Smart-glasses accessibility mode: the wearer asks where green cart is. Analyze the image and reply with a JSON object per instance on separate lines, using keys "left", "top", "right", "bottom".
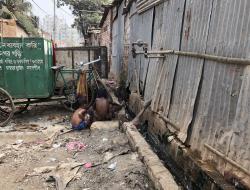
{"left": 0, "top": 37, "right": 100, "bottom": 127}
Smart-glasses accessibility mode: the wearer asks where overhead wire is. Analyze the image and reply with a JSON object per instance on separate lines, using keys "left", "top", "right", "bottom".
{"left": 30, "top": 0, "right": 49, "bottom": 15}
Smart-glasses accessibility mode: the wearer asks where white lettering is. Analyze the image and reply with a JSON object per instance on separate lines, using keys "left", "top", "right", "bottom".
{"left": 12, "top": 49, "right": 22, "bottom": 58}
{"left": 23, "top": 59, "right": 30, "bottom": 64}
{"left": 26, "top": 41, "right": 38, "bottom": 49}
{"left": 27, "top": 65, "right": 40, "bottom": 71}
{"left": 7, "top": 43, "right": 22, "bottom": 49}
{"left": 5, "top": 59, "right": 13, "bottom": 64}
{"left": 31, "top": 59, "right": 43, "bottom": 64}
{"left": 16, "top": 66, "right": 24, "bottom": 71}
{"left": 5, "top": 65, "right": 24, "bottom": 71}
{"left": 6, "top": 66, "right": 16, "bottom": 70}
{"left": 0, "top": 51, "right": 11, "bottom": 57}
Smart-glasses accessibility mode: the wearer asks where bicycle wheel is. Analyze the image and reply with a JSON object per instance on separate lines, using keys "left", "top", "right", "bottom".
{"left": 60, "top": 80, "right": 78, "bottom": 111}
{"left": 0, "top": 88, "right": 15, "bottom": 127}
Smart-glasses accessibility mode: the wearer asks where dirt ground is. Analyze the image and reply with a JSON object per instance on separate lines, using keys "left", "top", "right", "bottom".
{"left": 0, "top": 103, "right": 154, "bottom": 190}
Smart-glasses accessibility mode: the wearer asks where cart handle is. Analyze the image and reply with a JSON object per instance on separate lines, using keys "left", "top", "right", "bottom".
{"left": 79, "top": 56, "right": 101, "bottom": 67}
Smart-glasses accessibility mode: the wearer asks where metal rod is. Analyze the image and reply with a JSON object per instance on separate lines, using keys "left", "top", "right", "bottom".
{"left": 135, "top": 50, "right": 250, "bottom": 65}
{"left": 80, "top": 57, "right": 101, "bottom": 67}
{"left": 53, "top": 0, "right": 56, "bottom": 40}
{"left": 204, "top": 143, "right": 250, "bottom": 176}
{"left": 13, "top": 97, "right": 66, "bottom": 105}
{"left": 155, "top": 111, "right": 180, "bottom": 131}
{"left": 147, "top": 56, "right": 165, "bottom": 58}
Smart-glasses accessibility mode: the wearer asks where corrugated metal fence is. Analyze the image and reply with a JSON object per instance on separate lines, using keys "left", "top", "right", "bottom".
{"left": 111, "top": 0, "right": 250, "bottom": 186}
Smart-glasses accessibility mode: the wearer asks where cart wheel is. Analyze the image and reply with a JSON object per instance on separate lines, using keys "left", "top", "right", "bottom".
{"left": 60, "top": 80, "right": 78, "bottom": 111}
{"left": 0, "top": 88, "right": 15, "bottom": 127}
{"left": 15, "top": 99, "right": 30, "bottom": 114}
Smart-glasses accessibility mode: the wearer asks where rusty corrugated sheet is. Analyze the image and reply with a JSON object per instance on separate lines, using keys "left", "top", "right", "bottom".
{"left": 144, "top": 3, "right": 165, "bottom": 101}
{"left": 188, "top": 0, "right": 250, "bottom": 185}
{"left": 114, "top": 0, "right": 250, "bottom": 186}
{"left": 127, "top": 2, "right": 154, "bottom": 95}
{"left": 111, "top": 3, "right": 125, "bottom": 79}
{"left": 165, "top": 0, "right": 214, "bottom": 142}
{"left": 137, "top": 9, "right": 154, "bottom": 95}
{"left": 136, "top": 0, "right": 165, "bottom": 14}
{"left": 127, "top": 2, "right": 139, "bottom": 91}
{"left": 151, "top": 0, "right": 186, "bottom": 114}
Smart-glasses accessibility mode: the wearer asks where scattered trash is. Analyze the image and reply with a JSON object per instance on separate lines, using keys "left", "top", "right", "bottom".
{"left": 66, "top": 141, "right": 87, "bottom": 152}
{"left": 0, "top": 153, "right": 6, "bottom": 163}
{"left": 33, "top": 162, "right": 82, "bottom": 190}
{"left": 33, "top": 166, "right": 55, "bottom": 174}
{"left": 14, "top": 124, "right": 39, "bottom": 132}
{"left": 102, "top": 138, "right": 108, "bottom": 142}
{"left": 84, "top": 162, "right": 92, "bottom": 169}
{"left": 46, "top": 175, "right": 56, "bottom": 183}
{"left": 52, "top": 143, "right": 61, "bottom": 149}
{"left": 52, "top": 162, "right": 82, "bottom": 190}
{"left": 48, "top": 158, "right": 57, "bottom": 162}
{"left": 107, "top": 162, "right": 117, "bottom": 171}
{"left": 0, "top": 124, "right": 14, "bottom": 132}
{"left": 15, "top": 139, "right": 24, "bottom": 145}
{"left": 103, "top": 152, "right": 114, "bottom": 162}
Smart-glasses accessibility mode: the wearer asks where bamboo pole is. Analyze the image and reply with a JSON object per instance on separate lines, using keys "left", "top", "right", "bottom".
{"left": 204, "top": 143, "right": 250, "bottom": 176}
{"left": 155, "top": 111, "right": 180, "bottom": 131}
{"left": 135, "top": 50, "right": 250, "bottom": 65}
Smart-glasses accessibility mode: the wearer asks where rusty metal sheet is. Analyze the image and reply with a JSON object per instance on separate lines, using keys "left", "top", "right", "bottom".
{"left": 127, "top": 2, "right": 154, "bottom": 95}
{"left": 127, "top": 2, "right": 139, "bottom": 91}
{"left": 162, "top": 0, "right": 214, "bottom": 142}
{"left": 111, "top": 17, "right": 119, "bottom": 77}
{"left": 138, "top": 9, "right": 154, "bottom": 95}
{"left": 188, "top": 0, "right": 250, "bottom": 186}
{"left": 122, "top": 0, "right": 250, "bottom": 185}
{"left": 144, "top": 3, "right": 165, "bottom": 101}
{"left": 111, "top": 3, "right": 125, "bottom": 79}
{"left": 151, "top": 0, "right": 186, "bottom": 113}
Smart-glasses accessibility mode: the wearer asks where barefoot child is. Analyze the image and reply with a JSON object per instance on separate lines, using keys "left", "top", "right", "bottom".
{"left": 71, "top": 108, "right": 91, "bottom": 130}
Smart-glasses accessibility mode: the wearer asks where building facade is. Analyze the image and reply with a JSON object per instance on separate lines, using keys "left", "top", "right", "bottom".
{"left": 0, "top": 19, "right": 28, "bottom": 37}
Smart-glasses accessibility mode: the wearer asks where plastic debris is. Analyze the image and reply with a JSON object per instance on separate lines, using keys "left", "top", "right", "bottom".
{"left": 66, "top": 141, "right": 87, "bottom": 152}
{"left": 84, "top": 162, "right": 92, "bottom": 169}
{"left": 102, "top": 138, "right": 108, "bottom": 142}
{"left": 103, "top": 152, "right": 113, "bottom": 162}
{"left": 48, "top": 158, "right": 57, "bottom": 162}
{"left": 107, "top": 162, "right": 117, "bottom": 171}
{"left": 0, "top": 153, "right": 6, "bottom": 163}
{"left": 15, "top": 139, "right": 24, "bottom": 145}
{"left": 52, "top": 143, "right": 61, "bottom": 148}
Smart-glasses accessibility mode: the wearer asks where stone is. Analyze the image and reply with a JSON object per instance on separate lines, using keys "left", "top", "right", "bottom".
{"left": 90, "top": 121, "right": 119, "bottom": 130}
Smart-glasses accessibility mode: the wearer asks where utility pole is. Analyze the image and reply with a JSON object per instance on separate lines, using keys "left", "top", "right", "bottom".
{"left": 0, "top": 1, "right": 3, "bottom": 38}
{"left": 53, "top": 0, "right": 56, "bottom": 41}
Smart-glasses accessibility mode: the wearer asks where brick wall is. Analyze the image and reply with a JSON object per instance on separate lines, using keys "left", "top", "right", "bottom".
{"left": 0, "top": 19, "right": 16, "bottom": 37}
{"left": 16, "top": 24, "right": 29, "bottom": 37}
{"left": 0, "top": 19, "right": 28, "bottom": 37}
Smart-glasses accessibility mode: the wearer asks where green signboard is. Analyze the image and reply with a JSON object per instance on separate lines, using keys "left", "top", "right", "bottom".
{"left": 0, "top": 38, "right": 54, "bottom": 99}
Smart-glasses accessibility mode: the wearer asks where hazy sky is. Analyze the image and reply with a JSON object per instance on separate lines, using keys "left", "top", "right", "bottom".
{"left": 27, "top": 0, "right": 75, "bottom": 26}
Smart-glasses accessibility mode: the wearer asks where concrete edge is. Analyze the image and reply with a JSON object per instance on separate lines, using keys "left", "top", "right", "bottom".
{"left": 122, "top": 122, "right": 181, "bottom": 190}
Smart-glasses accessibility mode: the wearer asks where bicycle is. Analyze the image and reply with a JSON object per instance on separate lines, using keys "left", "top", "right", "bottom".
{"left": 53, "top": 57, "right": 102, "bottom": 111}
